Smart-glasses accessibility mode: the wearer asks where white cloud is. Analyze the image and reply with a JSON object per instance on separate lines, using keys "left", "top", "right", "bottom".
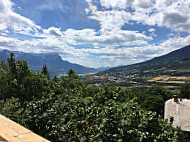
{"left": 90, "top": 10, "right": 131, "bottom": 33}
{"left": 160, "top": 35, "right": 190, "bottom": 53}
{"left": 100, "top": 0, "right": 128, "bottom": 9}
{"left": 86, "top": 0, "right": 190, "bottom": 33}
{"left": 64, "top": 28, "right": 152, "bottom": 47}
{"left": 0, "top": 0, "right": 190, "bottom": 68}
{"left": 43, "top": 27, "right": 63, "bottom": 36}
{"left": 133, "top": 0, "right": 153, "bottom": 9}
{"left": 148, "top": 28, "right": 155, "bottom": 32}
{"left": 0, "top": 24, "right": 7, "bottom": 33}
{"left": 148, "top": 28, "right": 157, "bottom": 37}
{"left": 69, "top": 35, "right": 190, "bottom": 66}
{"left": 0, "top": 0, "right": 41, "bottom": 34}
{"left": 1, "top": 32, "right": 190, "bottom": 67}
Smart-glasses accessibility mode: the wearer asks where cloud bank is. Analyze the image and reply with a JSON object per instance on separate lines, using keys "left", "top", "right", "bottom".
{"left": 0, "top": 0, "right": 190, "bottom": 68}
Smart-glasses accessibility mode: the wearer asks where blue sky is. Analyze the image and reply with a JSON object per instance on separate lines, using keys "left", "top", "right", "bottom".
{"left": 0, "top": 0, "right": 190, "bottom": 68}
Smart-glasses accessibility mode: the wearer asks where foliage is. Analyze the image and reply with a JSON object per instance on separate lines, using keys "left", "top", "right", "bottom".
{"left": 42, "top": 64, "right": 50, "bottom": 79}
{"left": 0, "top": 53, "right": 50, "bottom": 101}
{"left": 146, "top": 85, "right": 171, "bottom": 102}
{"left": 0, "top": 53, "right": 184, "bottom": 142}
{"left": 125, "top": 87, "right": 146, "bottom": 104}
{"left": 141, "top": 95, "right": 164, "bottom": 115}
{"left": 141, "top": 85, "right": 173, "bottom": 116}
{"left": 178, "top": 83, "right": 190, "bottom": 98}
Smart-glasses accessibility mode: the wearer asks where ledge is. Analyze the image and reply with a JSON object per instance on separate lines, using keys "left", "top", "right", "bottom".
{"left": 0, "top": 114, "right": 50, "bottom": 142}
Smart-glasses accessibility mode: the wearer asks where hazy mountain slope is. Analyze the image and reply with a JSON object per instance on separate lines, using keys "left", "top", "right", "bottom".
{"left": 97, "top": 45, "right": 190, "bottom": 77}
{"left": 0, "top": 50, "right": 97, "bottom": 76}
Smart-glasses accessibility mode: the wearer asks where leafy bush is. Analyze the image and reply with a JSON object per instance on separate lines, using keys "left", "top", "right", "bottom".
{"left": 0, "top": 53, "right": 183, "bottom": 141}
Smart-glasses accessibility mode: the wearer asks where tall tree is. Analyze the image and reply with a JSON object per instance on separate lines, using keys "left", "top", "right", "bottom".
{"left": 7, "top": 52, "right": 17, "bottom": 75}
{"left": 53, "top": 75, "right": 58, "bottom": 82}
{"left": 42, "top": 64, "right": 49, "bottom": 78}
{"left": 0, "top": 58, "right": 8, "bottom": 71}
{"left": 68, "top": 69, "right": 75, "bottom": 77}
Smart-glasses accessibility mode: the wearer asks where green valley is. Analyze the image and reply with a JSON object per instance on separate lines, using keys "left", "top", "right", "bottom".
{"left": 88, "top": 45, "right": 190, "bottom": 90}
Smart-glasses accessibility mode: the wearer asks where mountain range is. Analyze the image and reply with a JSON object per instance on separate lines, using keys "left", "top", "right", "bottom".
{"left": 94, "top": 45, "right": 190, "bottom": 88}
{"left": 0, "top": 49, "right": 97, "bottom": 76}
{"left": 98, "top": 45, "right": 190, "bottom": 75}
{"left": 1, "top": 44, "right": 190, "bottom": 81}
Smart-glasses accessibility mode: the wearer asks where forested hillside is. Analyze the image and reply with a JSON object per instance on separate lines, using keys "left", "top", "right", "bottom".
{"left": 0, "top": 53, "right": 186, "bottom": 141}
{"left": 99, "top": 45, "right": 190, "bottom": 76}
{"left": 92, "top": 45, "right": 190, "bottom": 89}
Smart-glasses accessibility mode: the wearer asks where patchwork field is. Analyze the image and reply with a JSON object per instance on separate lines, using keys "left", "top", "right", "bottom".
{"left": 148, "top": 76, "right": 190, "bottom": 84}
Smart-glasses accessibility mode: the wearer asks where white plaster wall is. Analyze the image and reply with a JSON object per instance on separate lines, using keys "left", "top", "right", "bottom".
{"left": 164, "top": 98, "right": 190, "bottom": 132}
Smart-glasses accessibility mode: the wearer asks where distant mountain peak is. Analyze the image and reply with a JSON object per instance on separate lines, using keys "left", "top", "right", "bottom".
{"left": 0, "top": 49, "right": 97, "bottom": 76}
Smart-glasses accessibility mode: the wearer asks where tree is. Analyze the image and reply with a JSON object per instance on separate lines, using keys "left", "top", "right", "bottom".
{"left": 146, "top": 85, "right": 171, "bottom": 102}
{"left": 0, "top": 58, "right": 8, "bottom": 71}
{"left": 0, "top": 53, "right": 49, "bottom": 100}
{"left": 7, "top": 52, "right": 17, "bottom": 75}
{"left": 42, "top": 64, "right": 49, "bottom": 78}
{"left": 142, "top": 85, "right": 172, "bottom": 116}
{"left": 125, "top": 87, "right": 146, "bottom": 104}
{"left": 141, "top": 95, "right": 164, "bottom": 115}
{"left": 16, "top": 60, "right": 30, "bottom": 81}
{"left": 179, "top": 83, "right": 190, "bottom": 98}
{"left": 53, "top": 75, "right": 58, "bottom": 82}
{"left": 68, "top": 69, "right": 75, "bottom": 77}
{"left": 0, "top": 58, "right": 184, "bottom": 142}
